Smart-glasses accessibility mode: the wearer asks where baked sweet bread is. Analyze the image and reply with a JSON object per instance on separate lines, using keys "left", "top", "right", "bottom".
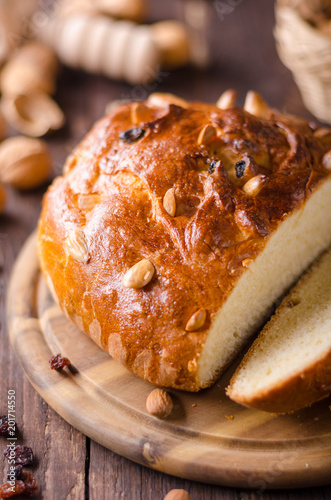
{"left": 38, "top": 91, "right": 331, "bottom": 391}
{"left": 227, "top": 246, "right": 331, "bottom": 413}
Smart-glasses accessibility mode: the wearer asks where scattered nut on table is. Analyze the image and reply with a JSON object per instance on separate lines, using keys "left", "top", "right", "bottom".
{"left": 146, "top": 388, "right": 173, "bottom": 418}
{"left": 163, "top": 489, "right": 191, "bottom": 500}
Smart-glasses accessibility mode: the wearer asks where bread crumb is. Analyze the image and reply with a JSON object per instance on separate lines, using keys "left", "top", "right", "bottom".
{"left": 314, "top": 417, "right": 319, "bottom": 421}
{"left": 192, "top": 403, "right": 197, "bottom": 408}
{"left": 225, "top": 415, "right": 234, "bottom": 420}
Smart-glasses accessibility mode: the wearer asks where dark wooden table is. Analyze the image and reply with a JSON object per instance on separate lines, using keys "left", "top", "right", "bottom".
{"left": 1, "top": 1, "right": 331, "bottom": 498}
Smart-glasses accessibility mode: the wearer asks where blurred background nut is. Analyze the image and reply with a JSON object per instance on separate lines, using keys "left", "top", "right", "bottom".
{"left": 53, "top": 0, "right": 99, "bottom": 20}
{"left": 151, "top": 21, "right": 190, "bottom": 69}
{"left": 0, "top": 182, "right": 7, "bottom": 213}
{"left": 0, "top": 0, "right": 39, "bottom": 64}
{"left": 0, "top": 42, "right": 58, "bottom": 96}
{"left": 95, "top": 0, "right": 146, "bottom": 22}
{"left": 0, "top": 136, "right": 52, "bottom": 190}
{"left": 1, "top": 93, "right": 65, "bottom": 138}
{"left": 163, "top": 489, "right": 191, "bottom": 500}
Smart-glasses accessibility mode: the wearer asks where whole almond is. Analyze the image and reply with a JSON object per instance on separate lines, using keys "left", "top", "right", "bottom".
{"left": 216, "top": 89, "right": 237, "bottom": 110}
{"left": 123, "top": 259, "right": 155, "bottom": 289}
{"left": 146, "top": 388, "right": 173, "bottom": 418}
{"left": 163, "top": 489, "right": 191, "bottom": 500}
{"left": 163, "top": 188, "right": 176, "bottom": 217}
{"left": 131, "top": 102, "right": 153, "bottom": 125}
{"left": 0, "top": 136, "right": 52, "bottom": 190}
{"left": 242, "top": 174, "right": 267, "bottom": 197}
{"left": 244, "top": 91, "right": 270, "bottom": 118}
{"left": 147, "top": 93, "right": 189, "bottom": 109}
{"left": 77, "top": 194, "right": 101, "bottom": 211}
{"left": 65, "top": 229, "right": 89, "bottom": 264}
{"left": 197, "top": 124, "right": 217, "bottom": 146}
{"left": 185, "top": 308, "right": 206, "bottom": 332}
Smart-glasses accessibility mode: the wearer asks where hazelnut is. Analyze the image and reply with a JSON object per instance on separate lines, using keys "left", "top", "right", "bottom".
{"left": 146, "top": 388, "right": 173, "bottom": 418}
{"left": 0, "top": 136, "right": 52, "bottom": 190}
{"left": 163, "top": 489, "right": 191, "bottom": 500}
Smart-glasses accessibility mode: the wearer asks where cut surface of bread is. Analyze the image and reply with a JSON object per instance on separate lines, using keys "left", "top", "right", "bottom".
{"left": 227, "top": 247, "right": 331, "bottom": 413}
{"left": 38, "top": 91, "right": 331, "bottom": 391}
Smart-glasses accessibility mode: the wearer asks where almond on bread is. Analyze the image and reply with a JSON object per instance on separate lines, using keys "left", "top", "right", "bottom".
{"left": 38, "top": 91, "right": 331, "bottom": 391}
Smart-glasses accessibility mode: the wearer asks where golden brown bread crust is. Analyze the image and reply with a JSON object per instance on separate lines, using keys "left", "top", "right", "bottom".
{"left": 38, "top": 94, "right": 331, "bottom": 391}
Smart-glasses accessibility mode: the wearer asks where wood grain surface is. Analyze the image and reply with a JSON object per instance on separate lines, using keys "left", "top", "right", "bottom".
{"left": 7, "top": 232, "right": 331, "bottom": 491}
{"left": 1, "top": 1, "right": 331, "bottom": 499}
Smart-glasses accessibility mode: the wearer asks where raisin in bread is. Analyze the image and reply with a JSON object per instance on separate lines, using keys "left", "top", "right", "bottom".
{"left": 38, "top": 91, "right": 331, "bottom": 391}
{"left": 227, "top": 246, "right": 331, "bottom": 413}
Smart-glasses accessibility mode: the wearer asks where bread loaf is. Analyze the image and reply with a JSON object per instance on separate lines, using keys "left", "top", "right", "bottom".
{"left": 227, "top": 247, "right": 331, "bottom": 413}
{"left": 38, "top": 91, "right": 331, "bottom": 391}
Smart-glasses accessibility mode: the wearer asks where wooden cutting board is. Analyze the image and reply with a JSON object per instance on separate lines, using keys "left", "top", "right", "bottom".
{"left": 7, "top": 233, "right": 331, "bottom": 489}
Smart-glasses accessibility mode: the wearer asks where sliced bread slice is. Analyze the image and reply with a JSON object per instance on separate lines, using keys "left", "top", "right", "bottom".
{"left": 227, "top": 247, "right": 331, "bottom": 413}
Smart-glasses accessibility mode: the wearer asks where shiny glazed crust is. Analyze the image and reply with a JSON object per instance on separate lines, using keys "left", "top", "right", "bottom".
{"left": 38, "top": 92, "right": 331, "bottom": 391}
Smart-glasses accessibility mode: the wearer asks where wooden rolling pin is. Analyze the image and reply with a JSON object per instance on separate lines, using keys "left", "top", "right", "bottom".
{"left": 39, "top": 13, "right": 190, "bottom": 84}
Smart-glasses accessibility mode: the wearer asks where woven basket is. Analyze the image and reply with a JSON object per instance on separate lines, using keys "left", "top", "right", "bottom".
{"left": 275, "top": 4, "right": 331, "bottom": 124}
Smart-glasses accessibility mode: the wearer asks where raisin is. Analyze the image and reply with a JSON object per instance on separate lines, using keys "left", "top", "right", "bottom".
{"left": 0, "top": 480, "right": 26, "bottom": 498}
{"left": 0, "top": 416, "right": 10, "bottom": 437}
{"left": 208, "top": 160, "right": 217, "bottom": 175}
{"left": 22, "top": 472, "right": 38, "bottom": 497}
{"left": 235, "top": 159, "right": 246, "bottom": 178}
{"left": 119, "top": 128, "right": 145, "bottom": 144}
{"left": 49, "top": 354, "right": 71, "bottom": 371}
{"left": 4, "top": 445, "right": 34, "bottom": 466}
{"left": 6, "top": 465, "right": 24, "bottom": 482}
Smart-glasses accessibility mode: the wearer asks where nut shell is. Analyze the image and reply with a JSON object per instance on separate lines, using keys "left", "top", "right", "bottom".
{"left": 0, "top": 42, "right": 58, "bottom": 96}
{"left": 1, "top": 93, "right": 65, "bottom": 137}
{"left": 151, "top": 20, "right": 190, "bottom": 68}
{"left": 0, "top": 136, "right": 52, "bottom": 190}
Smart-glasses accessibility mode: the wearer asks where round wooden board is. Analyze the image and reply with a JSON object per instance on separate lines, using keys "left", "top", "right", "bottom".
{"left": 7, "top": 233, "right": 331, "bottom": 489}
